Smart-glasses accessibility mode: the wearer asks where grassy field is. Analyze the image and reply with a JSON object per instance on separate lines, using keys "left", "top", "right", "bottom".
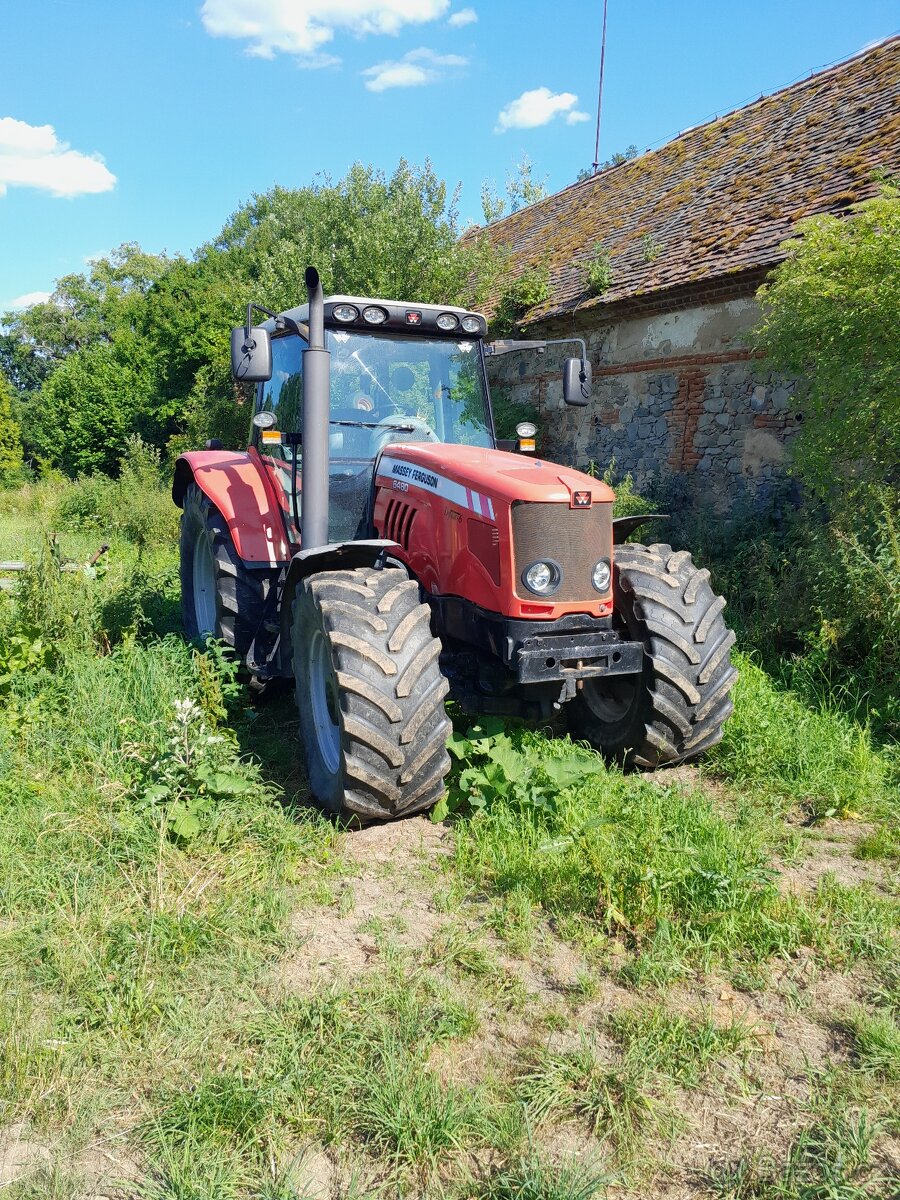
{"left": 0, "top": 481, "right": 897, "bottom": 1199}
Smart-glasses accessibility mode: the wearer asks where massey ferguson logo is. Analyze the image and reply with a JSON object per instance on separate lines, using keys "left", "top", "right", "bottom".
{"left": 405, "top": 311, "right": 422, "bottom": 325}
{"left": 572, "top": 491, "right": 592, "bottom": 508}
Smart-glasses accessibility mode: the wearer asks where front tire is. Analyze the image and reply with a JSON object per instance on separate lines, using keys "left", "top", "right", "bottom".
{"left": 292, "top": 566, "right": 451, "bottom": 821}
{"left": 569, "top": 542, "right": 737, "bottom": 767}
{"left": 179, "top": 483, "right": 275, "bottom": 658}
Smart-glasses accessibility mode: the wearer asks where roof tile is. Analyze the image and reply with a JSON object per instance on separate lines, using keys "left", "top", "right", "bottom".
{"left": 474, "top": 37, "right": 900, "bottom": 323}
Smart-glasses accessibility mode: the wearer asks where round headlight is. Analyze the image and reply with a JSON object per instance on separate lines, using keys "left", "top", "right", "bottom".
{"left": 522, "top": 560, "right": 561, "bottom": 596}
{"left": 362, "top": 305, "right": 388, "bottom": 325}
{"left": 592, "top": 558, "right": 611, "bottom": 592}
{"left": 332, "top": 303, "right": 358, "bottom": 323}
{"left": 516, "top": 421, "right": 537, "bottom": 438}
{"left": 252, "top": 410, "right": 277, "bottom": 429}
{"left": 461, "top": 314, "right": 482, "bottom": 334}
{"left": 436, "top": 312, "right": 459, "bottom": 331}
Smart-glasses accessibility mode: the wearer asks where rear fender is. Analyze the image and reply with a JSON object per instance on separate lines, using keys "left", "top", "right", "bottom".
{"left": 278, "top": 540, "right": 400, "bottom": 672}
{"left": 172, "top": 450, "right": 291, "bottom": 567}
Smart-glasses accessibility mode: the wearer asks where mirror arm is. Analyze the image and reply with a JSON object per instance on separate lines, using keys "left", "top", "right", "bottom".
{"left": 243, "top": 305, "right": 309, "bottom": 344}
{"left": 485, "top": 335, "right": 587, "bottom": 362}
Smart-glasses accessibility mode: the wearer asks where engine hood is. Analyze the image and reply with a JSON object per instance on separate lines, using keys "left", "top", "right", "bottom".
{"left": 375, "top": 442, "right": 615, "bottom": 507}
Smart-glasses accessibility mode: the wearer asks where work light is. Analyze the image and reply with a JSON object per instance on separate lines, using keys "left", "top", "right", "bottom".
{"left": 436, "top": 312, "right": 459, "bottom": 331}
{"left": 333, "top": 303, "right": 358, "bottom": 322}
{"left": 362, "top": 306, "right": 388, "bottom": 325}
{"left": 592, "top": 559, "right": 612, "bottom": 592}
{"left": 461, "top": 314, "right": 481, "bottom": 333}
{"left": 522, "top": 560, "right": 561, "bottom": 596}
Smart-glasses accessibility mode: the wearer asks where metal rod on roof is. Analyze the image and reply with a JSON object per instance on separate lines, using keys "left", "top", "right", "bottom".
{"left": 591, "top": 0, "right": 609, "bottom": 173}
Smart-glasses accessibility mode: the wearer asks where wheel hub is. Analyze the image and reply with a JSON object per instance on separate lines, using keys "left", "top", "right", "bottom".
{"left": 192, "top": 534, "right": 218, "bottom": 637}
{"left": 309, "top": 630, "right": 341, "bottom": 774}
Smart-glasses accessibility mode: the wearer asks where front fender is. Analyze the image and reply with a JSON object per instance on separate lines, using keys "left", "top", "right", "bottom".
{"left": 172, "top": 450, "right": 292, "bottom": 567}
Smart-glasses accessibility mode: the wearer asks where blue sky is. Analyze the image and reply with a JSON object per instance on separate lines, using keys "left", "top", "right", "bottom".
{"left": 1, "top": 0, "right": 897, "bottom": 310}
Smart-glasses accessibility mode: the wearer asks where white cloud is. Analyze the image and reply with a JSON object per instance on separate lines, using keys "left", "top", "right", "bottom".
{"left": 495, "top": 87, "right": 589, "bottom": 133}
{"left": 363, "top": 47, "right": 466, "bottom": 91}
{"left": 201, "top": 0, "right": 450, "bottom": 62}
{"left": 448, "top": 7, "right": 477, "bottom": 26}
{"left": 0, "top": 117, "right": 116, "bottom": 199}
{"left": 6, "top": 290, "right": 51, "bottom": 310}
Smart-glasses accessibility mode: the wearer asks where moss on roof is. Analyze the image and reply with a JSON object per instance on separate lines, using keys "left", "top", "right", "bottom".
{"left": 473, "top": 37, "right": 900, "bottom": 323}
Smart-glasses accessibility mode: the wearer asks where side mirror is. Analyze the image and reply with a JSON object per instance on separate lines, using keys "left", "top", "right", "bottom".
{"left": 563, "top": 357, "right": 592, "bottom": 407}
{"left": 231, "top": 325, "right": 272, "bottom": 383}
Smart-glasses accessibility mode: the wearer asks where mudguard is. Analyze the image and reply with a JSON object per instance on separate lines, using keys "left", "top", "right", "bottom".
{"left": 172, "top": 450, "right": 292, "bottom": 567}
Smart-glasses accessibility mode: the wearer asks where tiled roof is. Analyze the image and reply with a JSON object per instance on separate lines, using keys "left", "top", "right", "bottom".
{"left": 475, "top": 36, "right": 900, "bottom": 324}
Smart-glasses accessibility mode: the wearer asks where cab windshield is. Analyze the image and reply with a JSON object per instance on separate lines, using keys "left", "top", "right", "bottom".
{"left": 325, "top": 328, "right": 493, "bottom": 458}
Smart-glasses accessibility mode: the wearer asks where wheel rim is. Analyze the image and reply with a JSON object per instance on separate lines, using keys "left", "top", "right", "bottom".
{"left": 309, "top": 630, "right": 341, "bottom": 774}
{"left": 192, "top": 534, "right": 218, "bottom": 637}
{"left": 582, "top": 674, "right": 641, "bottom": 724}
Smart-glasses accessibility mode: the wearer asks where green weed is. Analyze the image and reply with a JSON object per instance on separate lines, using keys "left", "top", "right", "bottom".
{"left": 517, "top": 1037, "right": 676, "bottom": 1164}
{"left": 709, "top": 655, "right": 891, "bottom": 820}
{"left": 843, "top": 1006, "right": 900, "bottom": 1081}
{"left": 462, "top": 1153, "right": 613, "bottom": 1199}
{"left": 608, "top": 1005, "right": 753, "bottom": 1087}
{"left": 708, "top": 1109, "right": 884, "bottom": 1199}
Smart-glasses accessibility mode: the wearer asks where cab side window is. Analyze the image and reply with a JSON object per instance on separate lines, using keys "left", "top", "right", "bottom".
{"left": 257, "top": 334, "right": 304, "bottom": 458}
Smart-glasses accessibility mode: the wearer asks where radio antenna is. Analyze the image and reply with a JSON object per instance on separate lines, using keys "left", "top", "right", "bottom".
{"left": 591, "top": 0, "right": 609, "bottom": 174}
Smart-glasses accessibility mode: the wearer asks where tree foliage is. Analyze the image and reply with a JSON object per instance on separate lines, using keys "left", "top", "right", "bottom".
{"left": 0, "top": 373, "right": 23, "bottom": 481}
{"left": 2, "top": 160, "right": 500, "bottom": 471}
{"left": 754, "top": 184, "right": 900, "bottom": 505}
{"left": 481, "top": 154, "right": 548, "bottom": 224}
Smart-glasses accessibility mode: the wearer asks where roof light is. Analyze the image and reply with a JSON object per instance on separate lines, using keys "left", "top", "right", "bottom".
{"left": 362, "top": 305, "right": 388, "bottom": 325}
{"left": 461, "top": 314, "right": 482, "bottom": 334}
{"left": 332, "top": 303, "right": 358, "bottom": 323}
{"left": 436, "top": 312, "right": 459, "bottom": 331}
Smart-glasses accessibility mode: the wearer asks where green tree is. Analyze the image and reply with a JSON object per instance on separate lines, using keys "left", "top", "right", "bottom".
{"left": 481, "top": 154, "right": 549, "bottom": 224}
{"left": 28, "top": 335, "right": 156, "bottom": 476}
{"left": 0, "top": 373, "right": 23, "bottom": 481}
{"left": 754, "top": 184, "right": 900, "bottom": 505}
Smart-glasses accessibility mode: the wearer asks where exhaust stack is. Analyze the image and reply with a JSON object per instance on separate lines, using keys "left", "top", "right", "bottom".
{"left": 301, "top": 266, "right": 330, "bottom": 550}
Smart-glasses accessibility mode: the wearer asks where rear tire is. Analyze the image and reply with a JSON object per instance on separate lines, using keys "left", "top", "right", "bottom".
{"left": 179, "top": 482, "right": 276, "bottom": 658}
{"left": 568, "top": 542, "right": 737, "bottom": 767}
{"left": 292, "top": 566, "right": 451, "bottom": 821}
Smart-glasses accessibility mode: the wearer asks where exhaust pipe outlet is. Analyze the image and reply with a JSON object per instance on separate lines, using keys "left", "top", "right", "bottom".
{"left": 301, "top": 267, "right": 330, "bottom": 550}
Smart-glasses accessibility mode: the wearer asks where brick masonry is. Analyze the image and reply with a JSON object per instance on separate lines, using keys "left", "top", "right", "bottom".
{"left": 486, "top": 293, "right": 801, "bottom": 512}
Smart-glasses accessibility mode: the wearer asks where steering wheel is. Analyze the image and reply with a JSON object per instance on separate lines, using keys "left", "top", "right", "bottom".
{"left": 372, "top": 414, "right": 439, "bottom": 453}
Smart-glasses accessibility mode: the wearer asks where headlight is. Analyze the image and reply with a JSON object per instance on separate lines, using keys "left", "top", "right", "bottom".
{"left": 436, "top": 312, "right": 459, "bottom": 331}
{"left": 522, "top": 560, "right": 561, "bottom": 596}
{"left": 515, "top": 422, "right": 537, "bottom": 438}
{"left": 461, "top": 314, "right": 482, "bottom": 333}
{"left": 362, "top": 305, "right": 388, "bottom": 325}
{"left": 592, "top": 558, "right": 611, "bottom": 592}
{"left": 332, "top": 303, "right": 358, "bottom": 323}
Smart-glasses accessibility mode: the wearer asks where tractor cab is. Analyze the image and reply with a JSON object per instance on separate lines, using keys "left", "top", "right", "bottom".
{"left": 251, "top": 297, "right": 494, "bottom": 544}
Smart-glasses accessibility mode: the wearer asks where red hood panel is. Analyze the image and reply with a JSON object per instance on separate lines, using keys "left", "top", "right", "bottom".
{"left": 378, "top": 443, "right": 615, "bottom": 505}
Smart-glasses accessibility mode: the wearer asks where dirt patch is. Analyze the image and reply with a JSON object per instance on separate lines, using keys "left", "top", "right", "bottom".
{"left": 0, "top": 1121, "right": 51, "bottom": 1188}
{"left": 276, "top": 816, "right": 449, "bottom": 990}
{"left": 777, "top": 819, "right": 892, "bottom": 895}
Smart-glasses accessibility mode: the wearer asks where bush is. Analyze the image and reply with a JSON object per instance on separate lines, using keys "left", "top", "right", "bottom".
{"left": 753, "top": 183, "right": 900, "bottom": 505}
{"left": 585, "top": 243, "right": 613, "bottom": 296}
{"left": 493, "top": 264, "right": 550, "bottom": 336}
{"left": 54, "top": 436, "right": 179, "bottom": 551}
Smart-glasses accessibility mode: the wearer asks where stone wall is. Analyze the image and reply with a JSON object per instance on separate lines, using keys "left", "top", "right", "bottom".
{"left": 486, "top": 293, "right": 802, "bottom": 511}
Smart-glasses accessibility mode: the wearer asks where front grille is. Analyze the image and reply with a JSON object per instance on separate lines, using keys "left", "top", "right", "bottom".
{"left": 511, "top": 501, "right": 613, "bottom": 602}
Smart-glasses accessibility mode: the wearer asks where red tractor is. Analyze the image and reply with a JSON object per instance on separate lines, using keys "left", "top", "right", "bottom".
{"left": 173, "top": 269, "right": 736, "bottom": 821}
